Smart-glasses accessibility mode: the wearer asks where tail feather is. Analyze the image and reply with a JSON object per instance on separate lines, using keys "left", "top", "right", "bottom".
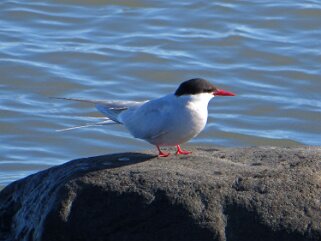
{"left": 56, "top": 119, "right": 116, "bottom": 132}
{"left": 52, "top": 96, "right": 146, "bottom": 124}
{"left": 50, "top": 97, "right": 105, "bottom": 104}
{"left": 96, "top": 104, "right": 125, "bottom": 123}
{"left": 51, "top": 96, "right": 126, "bottom": 123}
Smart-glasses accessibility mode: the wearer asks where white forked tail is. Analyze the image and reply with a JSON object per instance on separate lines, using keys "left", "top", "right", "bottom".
{"left": 52, "top": 96, "right": 146, "bottom": 126}
{"left": 95, "top": 104, "right": 125, "bottom": 123}
{"left": 56, "top": 119, "right": 116, "bottom": 132}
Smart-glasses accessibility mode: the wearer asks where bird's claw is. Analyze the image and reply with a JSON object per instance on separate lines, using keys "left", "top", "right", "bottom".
{"left": 175, "top": 145, "right": 192, "bottom": 155}
{"left": 176, "top": 150, "right": 192, "bottom": 155}
{"left": 158, "top": 152, "right": 170, "bottom": 157}
{"left": 156, "top": 146, "right": 170, "bottom": 157}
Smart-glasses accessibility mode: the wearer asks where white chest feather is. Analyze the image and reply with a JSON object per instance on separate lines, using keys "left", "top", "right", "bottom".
{"left": 168, "top": 94, "right": 212, "bottom": 144}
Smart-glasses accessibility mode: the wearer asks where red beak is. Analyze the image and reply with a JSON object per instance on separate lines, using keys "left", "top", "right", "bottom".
{"left": 213, "top": 89, "right": 235, "bottom": 96}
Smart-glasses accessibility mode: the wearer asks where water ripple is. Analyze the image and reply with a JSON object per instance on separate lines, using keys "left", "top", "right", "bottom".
{"left": 1, "top": 0, "right": 321, "bottom": 186}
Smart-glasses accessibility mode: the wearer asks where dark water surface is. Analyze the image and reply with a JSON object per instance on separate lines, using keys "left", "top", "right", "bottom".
{"left": 1, "top": 0, "right": 321, "bottom": 187}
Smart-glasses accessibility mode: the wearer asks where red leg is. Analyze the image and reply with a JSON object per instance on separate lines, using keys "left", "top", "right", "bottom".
{"left": 176, "top": 145, "right": 192, "bottom": 155}
{"left": 156, "top": 145, "right": 170, "bottom": 157}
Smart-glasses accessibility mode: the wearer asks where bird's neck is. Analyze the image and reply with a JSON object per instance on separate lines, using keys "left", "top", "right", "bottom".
{"left": 179, "top": 93, "right": 213, "bottom": 108}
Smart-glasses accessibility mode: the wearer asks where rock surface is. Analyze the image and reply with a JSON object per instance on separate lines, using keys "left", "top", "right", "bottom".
{"left": 0, "top": 146, "right": 320, "bottom": 241}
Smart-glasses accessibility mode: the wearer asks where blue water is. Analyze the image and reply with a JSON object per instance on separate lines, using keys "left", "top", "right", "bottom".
{"left": 1, "top": 0, "right": 321, "bottom": 187}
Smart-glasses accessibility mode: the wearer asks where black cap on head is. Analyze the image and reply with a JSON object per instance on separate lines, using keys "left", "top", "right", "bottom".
{"left": 175, "top": 78, "right": 218, "bottom": 96}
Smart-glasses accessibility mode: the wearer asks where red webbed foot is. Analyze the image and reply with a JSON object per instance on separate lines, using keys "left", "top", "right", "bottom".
{"left": 157, "top": 145, "right": 170, "bottom": 157}
{"left": 176, "top": 145, "right": 192, "bottom": 155}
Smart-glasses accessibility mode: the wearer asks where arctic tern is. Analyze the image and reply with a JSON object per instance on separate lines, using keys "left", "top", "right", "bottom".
{"left": 55, "top": 78, "right": 235, "bottom": 157}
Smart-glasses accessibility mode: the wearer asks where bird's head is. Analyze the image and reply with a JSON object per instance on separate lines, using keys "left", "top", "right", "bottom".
{"left": 175, "top": 78, "right": 235, "bottom": 98}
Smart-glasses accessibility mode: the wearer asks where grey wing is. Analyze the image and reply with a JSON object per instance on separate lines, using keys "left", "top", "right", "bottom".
{"left": 119, "top": 97, "right": 171, "bottom": 142}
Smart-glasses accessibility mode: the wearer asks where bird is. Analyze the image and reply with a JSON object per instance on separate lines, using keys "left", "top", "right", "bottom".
{"left": 54, "top": 78, "right": 235, "bottom": 157}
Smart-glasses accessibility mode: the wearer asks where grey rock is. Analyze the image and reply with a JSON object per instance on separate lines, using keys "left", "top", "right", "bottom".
{"left": 0, "top": 146, "right": 320, "bottom": 241}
